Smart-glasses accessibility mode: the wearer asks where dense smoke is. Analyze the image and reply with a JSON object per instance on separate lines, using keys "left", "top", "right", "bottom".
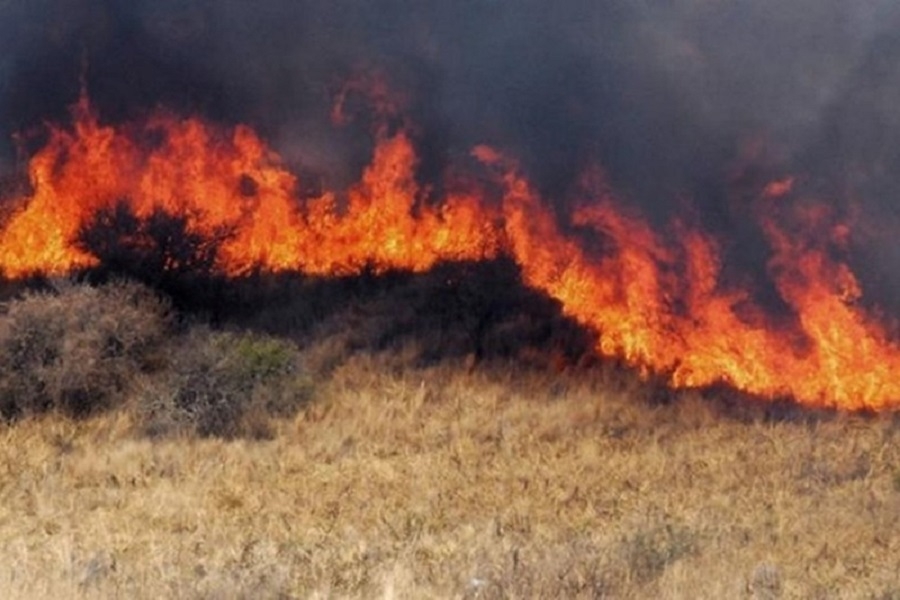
{"left": 1, "top": 0, "right": 899, "bottom": 304}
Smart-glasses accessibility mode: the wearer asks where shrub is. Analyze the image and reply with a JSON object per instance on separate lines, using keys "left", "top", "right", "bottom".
{"left": 76, "top": 201, "right": 234, "bottom": 313}
{"left": 136, "top": 329, "right": 313, "bottom": 438}
{"left": 0, "top": 280, "right": 171, "bottom": 419}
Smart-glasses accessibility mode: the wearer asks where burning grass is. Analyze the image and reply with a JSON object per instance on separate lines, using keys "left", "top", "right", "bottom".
{"left": 0, "top": 276, "right": 899, "bottom": 598}
{"left": 3, "top": 93, "right": 900, "bottom": 410}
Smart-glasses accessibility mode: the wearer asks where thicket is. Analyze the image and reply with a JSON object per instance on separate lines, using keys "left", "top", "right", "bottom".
{"left": 0, "top": 280, "right": 310, "bottom": 437}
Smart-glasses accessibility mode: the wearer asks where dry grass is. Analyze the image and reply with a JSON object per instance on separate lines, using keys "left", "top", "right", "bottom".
{"left": 2, "top": 347, "right": 900, "bottom": 599}
{"left": 1, "top": 277, "right": 899, "bottom": 598}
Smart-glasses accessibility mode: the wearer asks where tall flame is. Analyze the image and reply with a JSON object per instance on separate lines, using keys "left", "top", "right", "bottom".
{"left": 1, "top": 93, "right": 898, "bottom": 410}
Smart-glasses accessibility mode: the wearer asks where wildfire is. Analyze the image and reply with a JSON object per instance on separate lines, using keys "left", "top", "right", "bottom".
{"left": 1, "top": 90, "right": 898, "bottom": 410}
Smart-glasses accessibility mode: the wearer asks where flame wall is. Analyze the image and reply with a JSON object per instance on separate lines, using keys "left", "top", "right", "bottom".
{"left": 1, "top": 94, "right": 899, "bottom": 410}
{"left": 1, "top": 1, "right": 900, "bottom": 409}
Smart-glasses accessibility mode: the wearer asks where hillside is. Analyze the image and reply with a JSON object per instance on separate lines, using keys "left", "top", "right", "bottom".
{"left": 0, "top": 273, "right": 898, "bottom": 599}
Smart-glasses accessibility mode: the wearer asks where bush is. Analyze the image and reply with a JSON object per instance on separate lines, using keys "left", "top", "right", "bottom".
{"left": 0, "top": 279, "right": 312, "bottom": 437}
{"left": 0, "top": 280, "right": 171, "bottom": 419}
{"left": 136, "top": 329, "right": 313, "bottom": 439}
{"left": 76, "top": 201, "right": 234, "bottom": 313}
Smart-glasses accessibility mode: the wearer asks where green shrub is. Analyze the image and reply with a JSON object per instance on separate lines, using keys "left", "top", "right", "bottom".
{"left": 233, "top": 336, "right": 297, "bottom": 380}
{"left": 0, "top": 280, "right": 171, "bottom": 419}
{"left": 137, "top": 329, "right": 313, "bottom": 438}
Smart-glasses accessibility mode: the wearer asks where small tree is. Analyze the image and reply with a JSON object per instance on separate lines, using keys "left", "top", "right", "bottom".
{"left": 77, "top": 200, "right": 234, "bottom": 312}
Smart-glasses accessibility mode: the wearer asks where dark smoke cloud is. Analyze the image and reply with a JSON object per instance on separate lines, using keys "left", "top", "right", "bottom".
{"left": 1, "top": 0, "right": 899, "bottom": 302}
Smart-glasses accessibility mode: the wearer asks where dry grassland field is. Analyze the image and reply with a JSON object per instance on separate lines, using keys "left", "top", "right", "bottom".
{"left": 0, "top": 268, "right": 898, "bottom": 600}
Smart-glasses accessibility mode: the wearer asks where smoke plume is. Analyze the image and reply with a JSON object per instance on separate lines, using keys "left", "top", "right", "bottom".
{"left": 2, "top": 1, "right": 897, "bottom": 191}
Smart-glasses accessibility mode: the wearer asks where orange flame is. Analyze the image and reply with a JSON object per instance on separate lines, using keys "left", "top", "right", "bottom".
{"left": 0, "top": 94, "right": 500, "bottom": 278}
{"left": 1, "top": 92, "right": 899, "bottom": 410}
{"left": 478, "top": 151, "right": 900, "bottom": 410}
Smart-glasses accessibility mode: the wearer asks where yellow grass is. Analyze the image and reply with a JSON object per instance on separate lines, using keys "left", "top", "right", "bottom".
{"left": 1, "top": 353, "right": 899, "bottom": 598}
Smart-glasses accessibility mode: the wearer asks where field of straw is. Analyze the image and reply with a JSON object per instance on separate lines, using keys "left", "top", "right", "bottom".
{"left": 1, "top": 271, "right": 899, "bottom": 599}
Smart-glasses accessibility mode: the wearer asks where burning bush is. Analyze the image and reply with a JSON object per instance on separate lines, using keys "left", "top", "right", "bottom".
{"left": 76, "top": 200, "right": 234, "bottom": 312}
{"left": 0, "top": 280, "right": 171, "bottom": 419}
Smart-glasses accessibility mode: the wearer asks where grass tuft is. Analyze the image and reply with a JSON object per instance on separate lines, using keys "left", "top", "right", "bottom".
{"left": 621, "top": 522, "right": 698, "bottom": 584}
